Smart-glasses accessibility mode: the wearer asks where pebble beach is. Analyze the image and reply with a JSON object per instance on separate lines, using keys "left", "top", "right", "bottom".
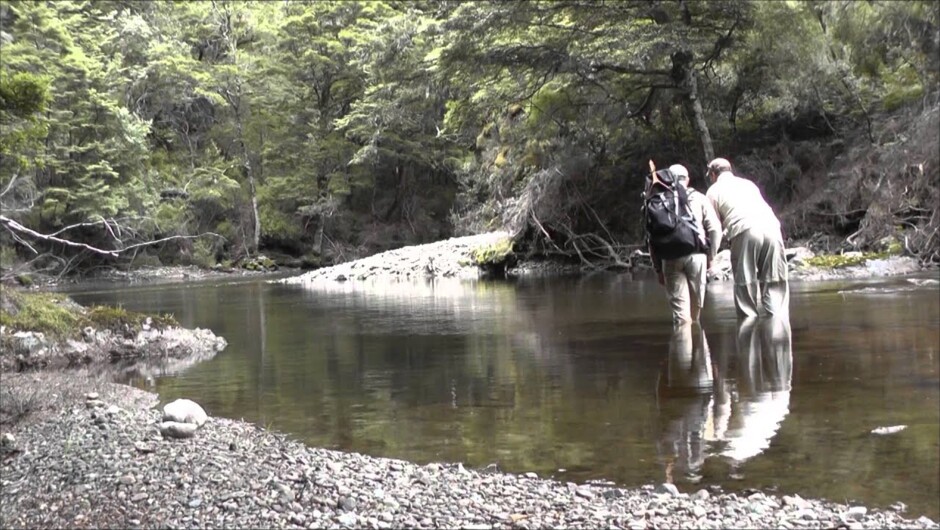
{"left": 1, "top": 372, "right": 937, "bottom": 530}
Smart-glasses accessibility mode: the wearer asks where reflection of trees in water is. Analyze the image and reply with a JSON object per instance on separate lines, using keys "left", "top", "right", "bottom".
{"left": 246, "top": 280, "right": 534, "bottom": 458}
{"left": 656, "top": 317, "right": 793, "bottom": 482}
{"left": 789, "top": 291, "right": 938, "bottom": 382}
{"left": 290, "top": 275, "right": 676, "bottom": 469}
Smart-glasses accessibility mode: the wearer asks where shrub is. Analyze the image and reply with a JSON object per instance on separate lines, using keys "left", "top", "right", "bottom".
{"left": 0, "top": 244, "right": 17, "bottom": 271}
{"left": 189, "top": 239, "right": 217, "bottom": 268}
{"left": 129, "top": 252, "right": 163, "bottom": 268}
{"left": 803, "top": 249, "right": 897, "bottom": 269}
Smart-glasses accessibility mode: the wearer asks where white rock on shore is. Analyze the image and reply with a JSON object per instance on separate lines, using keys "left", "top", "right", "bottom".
{"left": 162, "top": 398, "right": 208, "bottom": 427}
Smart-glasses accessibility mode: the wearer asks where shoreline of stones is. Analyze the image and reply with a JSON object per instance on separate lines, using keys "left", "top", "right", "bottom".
{"left": 1, "top": 372, "right": 937, "bottom": 530}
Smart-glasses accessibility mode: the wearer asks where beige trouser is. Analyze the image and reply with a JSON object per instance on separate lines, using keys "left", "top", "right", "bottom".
{"left": 729, "top": 227, "right": 790, "bottom": 318}
{"left": 663, "top": 253, "right": 707, "bottom": 324}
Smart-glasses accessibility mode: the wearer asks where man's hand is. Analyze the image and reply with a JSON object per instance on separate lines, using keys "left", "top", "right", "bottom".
{"left": 657, "top": 271, "right": 665, "bottom": 285}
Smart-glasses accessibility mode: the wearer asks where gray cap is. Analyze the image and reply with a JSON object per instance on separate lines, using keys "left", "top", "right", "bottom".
{"left": 707, "top": 158, "right": 732, "bottom": 172}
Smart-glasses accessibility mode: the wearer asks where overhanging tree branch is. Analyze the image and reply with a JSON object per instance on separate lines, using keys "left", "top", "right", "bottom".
{"left": 589, "top": 62, "right": 671, "bottom": 77}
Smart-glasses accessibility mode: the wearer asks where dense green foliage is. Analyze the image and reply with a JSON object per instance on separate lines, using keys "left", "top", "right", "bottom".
{"left": 1, "top": 0, "right": 937, "bottom": 275}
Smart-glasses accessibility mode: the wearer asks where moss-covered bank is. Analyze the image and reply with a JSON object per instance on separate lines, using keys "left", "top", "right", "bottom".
{"left": 0, "top": 289, "right": 176, "bottom": 340}
{"left": 0, "top": 288, "right": 226, "bottom": 373}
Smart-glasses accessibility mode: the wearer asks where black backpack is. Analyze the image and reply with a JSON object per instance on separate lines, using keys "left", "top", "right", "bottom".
{"left": 642, "top": 168, "right": 708, "bottom": 260}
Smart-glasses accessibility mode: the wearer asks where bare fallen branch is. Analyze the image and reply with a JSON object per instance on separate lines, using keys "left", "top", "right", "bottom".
{"left": 1, "top": 214, "right": 223, "bottom": 257}
{"left": 584, "top": 233, "right": 631, "bottom": 268}
{"left": 7, "top": 229, "right": 38, "bottom": 255}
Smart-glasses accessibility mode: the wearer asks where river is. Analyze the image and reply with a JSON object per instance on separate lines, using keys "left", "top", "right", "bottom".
{"left": 65, "top": 272, "right": 940, "bottom": 519}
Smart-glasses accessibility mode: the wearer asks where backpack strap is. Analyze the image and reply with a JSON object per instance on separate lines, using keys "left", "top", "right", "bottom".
{"left": 675, "top": 181, "right": 690, "bottom": 216}
{"left": 673, "top": 186, "right": 681, "bottom": 217}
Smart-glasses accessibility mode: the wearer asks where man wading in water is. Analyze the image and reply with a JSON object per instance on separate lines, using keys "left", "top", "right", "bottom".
{"left": 648, "top": 164, "right": 722, "bottom": 324}
{"left": 705, "top": 158, "right": 789, "bottom": 317}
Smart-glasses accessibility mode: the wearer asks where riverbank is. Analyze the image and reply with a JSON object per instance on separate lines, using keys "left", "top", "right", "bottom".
{"left": 0, "top": 289, "right": 227, "bottom": 373}
{"left": 282, "top": 231, "right": 934, "bottom": 286}
{"left": 7, "top": 232, "right": 931, "bottom": 291}
{"left": 1, "top": 371, "right": 937, "bottom": 530}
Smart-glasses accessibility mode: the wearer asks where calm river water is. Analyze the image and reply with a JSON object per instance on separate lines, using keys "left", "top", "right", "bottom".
{"left": 66, "top": 272, "right": 940, "bottom": 519}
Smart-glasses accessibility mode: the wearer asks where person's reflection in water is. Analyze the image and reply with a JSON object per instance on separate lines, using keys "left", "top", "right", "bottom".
{"left": 709, "top": 316, "right": 793, "bottom": 470}
{"left": 656, "top": 323, "right": 714, "bottom": 484}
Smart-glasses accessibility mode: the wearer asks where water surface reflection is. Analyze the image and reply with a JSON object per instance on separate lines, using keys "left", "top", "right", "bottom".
{"left": 720, "top": 316, "right": 793, "bottom": 464}
{"left": 65, "top": 273, "right": 940, "bottom": 519}
{"left": 657, "top": 317, "right": 793, "bottom": 483}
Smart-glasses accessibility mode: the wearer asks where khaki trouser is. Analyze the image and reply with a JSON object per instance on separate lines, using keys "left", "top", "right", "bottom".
{"left": 729, "top": 227, "right": 789, "bottom": 318}
{"left": 663, "top": 253, "right": 707, "bottom": 324}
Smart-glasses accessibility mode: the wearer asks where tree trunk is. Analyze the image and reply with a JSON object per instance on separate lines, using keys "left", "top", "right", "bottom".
{"left": 243, "top": 144, "right": 260, "bottom": 255}
{"left": 672, "top": 50, "right": 714, "bottom": 164}
{"left": 314, "top": 223, "right": 325, "bottom": 256}
{"left": 232, "top": 113, "right": 260, "bottom": 255}
{"left": 685, "top": 66, "right": 715, "bottom": 163}
{"left": 216, "top": 3, "right": 260, "bottom": 255}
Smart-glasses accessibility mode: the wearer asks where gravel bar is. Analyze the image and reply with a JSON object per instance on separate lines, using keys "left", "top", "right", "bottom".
{"left": 282, "top": 232, "right": 513, "bottom": 284}
{"left": 2, "top": 373, "right": 937, "bottom": 530}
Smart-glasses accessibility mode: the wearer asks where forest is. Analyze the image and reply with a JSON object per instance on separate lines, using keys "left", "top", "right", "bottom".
{"left": 1, "top": 0, "right": 938, "bottom": 279}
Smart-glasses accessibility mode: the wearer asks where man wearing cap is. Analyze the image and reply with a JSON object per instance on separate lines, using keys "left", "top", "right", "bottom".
{"left": 651, "top": 164, "right": 723, "bottom": 324}
{"left": 705, "top": 158, "right": 789, "bottom": 317}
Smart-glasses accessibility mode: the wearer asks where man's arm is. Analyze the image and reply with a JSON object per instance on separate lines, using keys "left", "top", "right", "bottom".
{"left": 648, "top": 239, "right": 664, "bottom": 285}
{"left": 701, "top": 197, "right": 722, "bottom": 263}
{"left": 705, "top": 187, "right": 726, "bottom": 233}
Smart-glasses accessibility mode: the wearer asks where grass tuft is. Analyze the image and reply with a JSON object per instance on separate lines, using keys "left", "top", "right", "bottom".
{"left": 0, "top": 291, "right": 80, "bottom": 338}
{"left": 470, "top": 238, "right": 514, "bottom": 266}
{"left": 1, "top": 290, "right": 177, "bottom": 339}
{"left": 803, "top": 249, "right": 900, "bottom": 269}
